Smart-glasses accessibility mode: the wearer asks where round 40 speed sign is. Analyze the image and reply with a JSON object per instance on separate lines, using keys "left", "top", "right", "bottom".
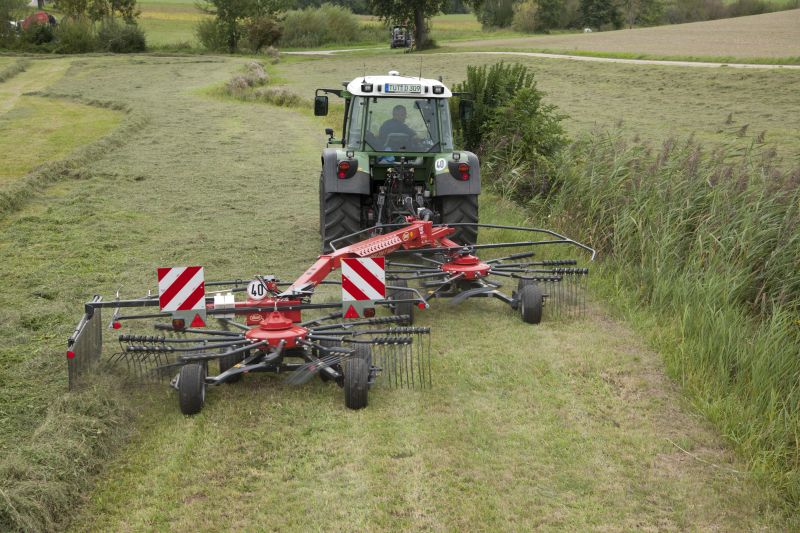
{"left": 247, "top": 279, "right": 269, "bottom": 300}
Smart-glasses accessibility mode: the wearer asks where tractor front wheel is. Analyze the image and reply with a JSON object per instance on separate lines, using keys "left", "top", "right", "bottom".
{"left": 178, "top": 363, "right": 206, "bottom": 415}
{"left": 519, "top": 284, "right": 544, "bottom": 325}
{"left": 439, "top": 195, "right": 478, "bottom": 245}
{"left": 343, "top": 344, "right": 371, "bottom": 410}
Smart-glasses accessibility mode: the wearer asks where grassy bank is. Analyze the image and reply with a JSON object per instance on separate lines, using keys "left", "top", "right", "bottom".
{"left": 497, "top": 131, "right": 800, "bottom": 505}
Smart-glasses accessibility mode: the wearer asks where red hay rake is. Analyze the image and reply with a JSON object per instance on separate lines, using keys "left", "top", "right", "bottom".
{"left": 66, "top": 218, "right": 594, "bottom": 414}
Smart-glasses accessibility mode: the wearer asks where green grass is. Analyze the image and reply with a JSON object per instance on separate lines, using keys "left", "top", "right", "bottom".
{"left": 0, "top": 96, "right": 122, "bottom": 182}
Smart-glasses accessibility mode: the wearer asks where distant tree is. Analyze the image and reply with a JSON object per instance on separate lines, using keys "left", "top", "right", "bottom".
{"left": 580, "top": 0, "right": 622, "bottom": 28}
{"left": 291, "top": 0, "right": 370, "bottom": 15}
{"left": 468, "top": 0, "right": 517, "bottom": 27}
{"left": 0, "top": 0, "right": 26, "bottom": 42}
{"left": 367, "top": 0, "right": 447, "bottom": 49}
{"left": 536, "top": 0, "right": 563, "bottom": 30}
{"left": 55, "top": 0, "right": 140, "bottom": 21}
{"left": 442, "top": 0, "right": 470, "bottom": 13}
{"left": 621, "top": 0, "right": 662, "bottom": 26}
{"left": 197, "top": 0, "right": 287, "bottom": 52}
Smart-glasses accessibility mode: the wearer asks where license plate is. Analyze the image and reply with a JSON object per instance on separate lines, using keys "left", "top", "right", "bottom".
{"left": 384, "top": 83, "right": 421, "bottom": 94}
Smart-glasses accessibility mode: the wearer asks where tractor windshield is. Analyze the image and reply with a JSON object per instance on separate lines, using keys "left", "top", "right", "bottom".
{"left": 347, "top": 96, "right": 454, "bottom": 153}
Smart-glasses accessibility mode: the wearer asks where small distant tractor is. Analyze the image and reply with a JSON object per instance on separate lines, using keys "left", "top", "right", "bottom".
{"left": 390, "top": 26, "right": 413, "bottom": 49}
{"left": 314, "top": 71, "right": 479, "bottom": 251}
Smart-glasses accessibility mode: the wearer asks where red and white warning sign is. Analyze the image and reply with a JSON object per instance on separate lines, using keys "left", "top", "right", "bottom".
{"left": 341, "top": 258, "right": 385, "bottom": 318}
{"left": 157, "top": 266, "right": 206, "bottom": 313}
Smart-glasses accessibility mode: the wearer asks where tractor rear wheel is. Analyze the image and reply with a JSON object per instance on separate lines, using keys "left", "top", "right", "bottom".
{"left": 178, "top": 363, "right": 206, "bottom": 415}
{"left": 390, "top": 278, "right": 414, "bottom": 325}
{"left": 343, "top": 344, "right": 371, "bottom": 410}
{"left": 519, "top": 284, "right": 544, "bottom": 325}
{"left": 320, "top": 174, "right": 362, "bottom": 252}
{"left": 439, "top": 195, "right": 478, "bottom": 245}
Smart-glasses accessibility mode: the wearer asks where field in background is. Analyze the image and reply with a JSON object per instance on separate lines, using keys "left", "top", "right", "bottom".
{"left": 138, "top": 1, "right": 206, "bottom": 47}
{"left": 135, "top": 4, "right": 530, "bottom": 49}
{"left": 277, "top": 53, "right": 800, "bottom": 155}
{"left": 447, "top": 9, "right": 800, "bottom": 60}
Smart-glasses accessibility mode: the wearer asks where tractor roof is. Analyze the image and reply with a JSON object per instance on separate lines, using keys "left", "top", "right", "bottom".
{"left": 346, "top": 71, "right": 452, "bottom": 98}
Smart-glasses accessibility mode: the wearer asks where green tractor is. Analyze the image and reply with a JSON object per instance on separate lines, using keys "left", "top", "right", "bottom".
{"left": 314, "top": 70, "right": 478, "bottom": 252}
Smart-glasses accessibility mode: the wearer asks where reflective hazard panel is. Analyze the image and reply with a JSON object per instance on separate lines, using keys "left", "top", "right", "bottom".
{"left": 341, "top": 258, "right": 385, "bottom": 318}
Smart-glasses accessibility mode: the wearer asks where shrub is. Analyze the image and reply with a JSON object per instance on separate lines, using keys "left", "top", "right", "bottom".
{"left": 243, "top": 15, "right": 281, "bottom": 53}
{"left": 476, "top": 0, "right": 516, "bottom": 27}
{"left": 96, "top": 19, "right": 145, "bottom": 52}
{"left": 511, "top": 0, "right": 538, "bottom": 32}
{"left": 482, "top": 86, "right": 568, "bottom": 200}
{"left": 451, "top": 62, "right": 539, "bottom": 152}
{"left": 195, "top": 17, "right": 228, "bottom": 51}
{"left": 279, "top": 3, "right": 360, "bottom": 48}
{"left": 21, "top": 21, "right": 55, "bottom": 45}
{"left": 53, "top": 19, "right": 99, "bottom": 52}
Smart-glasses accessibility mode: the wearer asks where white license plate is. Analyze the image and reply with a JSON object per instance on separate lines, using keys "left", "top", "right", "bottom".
{"left": 385, "top": 84, "right": 421, "bottom": 94}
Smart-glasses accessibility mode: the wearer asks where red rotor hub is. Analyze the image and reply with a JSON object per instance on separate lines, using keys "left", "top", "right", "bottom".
{"left": 245, "top": 311, "right": 307, "bottom": 348}
{"left": 441, "top": 255, "right": 491, "bottom": 280}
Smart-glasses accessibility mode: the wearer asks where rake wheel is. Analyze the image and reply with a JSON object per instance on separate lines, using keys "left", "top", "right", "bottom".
{"left": 390, "top": 278, "right": 414, "bottom": 325}
{"left": 219, "top": 349, "right": 243, "bottom": 383}
{"left": 519, "top": 284, "right": 543, "bottom": 325}
{"left": 178, "top": 363, "right": 206, "bottom": 415}
{"left": 343, "top": 344, "right": 371, "bottom": 410}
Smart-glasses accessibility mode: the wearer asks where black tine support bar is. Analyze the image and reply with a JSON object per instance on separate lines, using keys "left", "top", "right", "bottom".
{"left": 67, "top": 295, "right": 103, "bottom": 390}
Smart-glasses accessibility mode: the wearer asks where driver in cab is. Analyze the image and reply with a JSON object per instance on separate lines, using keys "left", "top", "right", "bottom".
{"left": 379, "top": 104, "right": 417, "bottom": 149}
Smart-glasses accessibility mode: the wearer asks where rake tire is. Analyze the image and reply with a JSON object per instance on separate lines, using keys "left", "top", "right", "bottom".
{"left": 343, "top": 344, "right": 371, "bottom": 410}
{"left": 178, "top": 363, "right": 206, "bottom": 415}
{"left": 390, "top": 278, "right": 414, "bottom": 325}
{"left": 218, "top": 350, "right": 242, "bottom": 383}
{"left": 320, "top": 173, "right": 361, "bottom": 253}
{"left": 439, "top": 195, "right": 478, "bottom": 245}
{"left": 519, "top": 284, "right": 544, "bottom": 325}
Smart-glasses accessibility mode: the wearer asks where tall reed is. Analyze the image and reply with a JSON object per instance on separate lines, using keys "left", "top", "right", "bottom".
{"left": 498, "top": 130, "right": 800, "bottom": 503}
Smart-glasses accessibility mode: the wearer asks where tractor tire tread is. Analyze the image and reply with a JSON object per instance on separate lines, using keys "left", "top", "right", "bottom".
{"left": 440, "top": 195, "right": 478, "bottom": 245}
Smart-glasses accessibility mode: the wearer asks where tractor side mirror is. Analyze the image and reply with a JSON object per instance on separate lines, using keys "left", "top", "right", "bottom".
{"left": 314, "top": 95, "right": 329, "bottom": 116}
{"left": 459, "top": 100, "right": 474, "bottom": 123}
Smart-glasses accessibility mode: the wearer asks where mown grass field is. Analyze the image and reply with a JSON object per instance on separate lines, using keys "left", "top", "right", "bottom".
{"left": 447, "top": 9, "right": 800, "bottom": 60}
{"left": 0, "top": 51, "right": 798, "bottom": 530}
{"left": 0, "top": 61, "right": 122, "bottom": 183}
